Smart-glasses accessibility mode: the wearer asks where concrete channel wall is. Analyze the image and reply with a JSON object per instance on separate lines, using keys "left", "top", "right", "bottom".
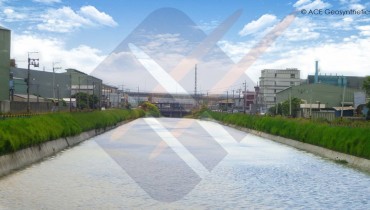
{"left": 221, "top": 122, "right": 370, "bottom": 173}
{"left": 0, "top": 120, "right": 131, "bottom": 177}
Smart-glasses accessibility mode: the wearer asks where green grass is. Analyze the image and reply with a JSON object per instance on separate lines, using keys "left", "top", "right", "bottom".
{"left": 206, "top": 111, "right": 370, "bottom": 160}
{"left": 0, "top": 109, "right": 144, "bottom": 155}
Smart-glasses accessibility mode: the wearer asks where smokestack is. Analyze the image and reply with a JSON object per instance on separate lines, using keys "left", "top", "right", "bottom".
{"left": 314, "top": 60, "right": 319, "bottom": 84}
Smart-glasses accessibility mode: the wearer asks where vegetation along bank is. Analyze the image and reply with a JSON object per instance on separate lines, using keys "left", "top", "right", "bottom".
{"left": 0, "top": 109, "right": 145, "bottom": 156}
{"left": 203, "top": 111, "right": 370, "bottom": 160}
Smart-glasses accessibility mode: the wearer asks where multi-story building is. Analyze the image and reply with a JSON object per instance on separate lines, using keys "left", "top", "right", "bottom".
{"left": 259, "top": 68, "right": 301, "bottom": 110}
{"left": 64, "top": 69, "right": 102, "bottom": 97}
{"left": 102, "top": 84, "right": 120, "bottom": 108}
{"left": 0, "top": 26, "right": 11, "bottom": 102}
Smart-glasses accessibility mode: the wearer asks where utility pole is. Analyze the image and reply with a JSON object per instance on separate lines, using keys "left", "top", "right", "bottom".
{"left": 52, "top": 62, "right": 61, "bottom": 100}
{"left": 120, "top": 84, "right": 125, "bottom": 108}
{"left": 69, "top": 72, "right": 72, "bottom": 112}
{"left": 78, "top": 77, "right": 81, "bottom": 110}
{"left": 57, "top": 84, "right": 60, "bottom": 111}
{"left": 341, "top": 84, "right": 346, "bottom": 118}
{"left": 194, "top": 64, "right": 198, "bottom": 106}
{"left": 238, "top": 88, "right": 241, "bottom": 111}
{"left": 206, "top": 91, "right": 209, "bottom": 106}
{"left": 275, "top": 101, "right": 278, "bottom": 115}
{"left": 226, "top": 91, "right": 228, "bottom": 112}
{"left": 309, "top": 89, "right": 312, "bottom": 118}
{"left": 289, "top": 90, "right": 292, "bottom": 116}
{"left": 243, "top": 80, "right": 247, "bottom": 113}
{"left": 92, "top": 81, "right": 95, "bottom": 109}
{"left": 27, "top": 52, "right": 39, "bottom": 113}
{"left": 86, "top": 76, "right": 89, "bottom": 110}
{"left": 36, "top": 84, "right": 39, "bottom": 103}
{"left": 232, "top": 89, "right": 235, "bottom": 112}
{"left": 137, "top": 86, "right": 140, "bottom": 107}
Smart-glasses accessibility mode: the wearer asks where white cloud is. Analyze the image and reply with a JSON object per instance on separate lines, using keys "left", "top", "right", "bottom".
{"left": 293, "top": 0, "right": 331, "bottom": 10}
{"left": 293, "top": 0, "right": 311, "bottom": 8}
{"left": 195, "top": 20, "right": 220, "bottom": 33}
{"left": 217, "top": 35, "right": 370, "bottom": 82}
{"left": 79, "top": 5, "right": 117, "bottom": 27}
{"left": 339, "top": 0, "right": 360, "bottom": 4}
{"left": 33, "top": 0, "right": 61, "bottom": 4}
{"left": 282, "top": 17, "right": 320, "bottom": 41}
{"left": 11, "top": 34, "right": 106, "bottom": 74}
{"left": 37, "top": 7, "right": 92, "bottom": 33}
{"left": 343, "top": 35, "right": 358, "bottom": 42}
{"left": 37, "top": 6, "right": 117, "bottom": 33}
{"left": 349, "top": 3, "right": 365, "bottom": 10}
{"left": 217, "top": 40, "right": 255, "bottom": 63}
{"left": 239, "top": 14, "right": 278, "bottom": 36}
{"left": 331, "top": 17, "right": 354, "bottom": 30}
{"left": 357, "top": 25, "right": 370, "bottom": 36}
{"left": 3, "top": 8, "right": 27, "bottom": 21}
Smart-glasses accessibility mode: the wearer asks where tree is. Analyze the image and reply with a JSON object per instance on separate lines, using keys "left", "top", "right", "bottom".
{"left": 269, "top": 98, "right": 302, "bottom": 117}
{"left": 363, "top": 76, "right": 370, "bottom": 96}
{"left": 268, "top": 103, "right": 283, "bottom": 116}
{"left": 73, "top": 93, "right": 99, "bottom": 110}
{"left": 363, "top": 76, "right": 370, "bottom": 119}
{"left": 140, "top": 101, "right": 160, "bottom": 117}
{"left": 88, "top": 94, "right": 99, "bottom": 109}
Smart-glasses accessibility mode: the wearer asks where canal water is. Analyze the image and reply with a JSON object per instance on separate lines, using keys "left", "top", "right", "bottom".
{"left": 0, "top": 118, "right": 369, "bottom": 209}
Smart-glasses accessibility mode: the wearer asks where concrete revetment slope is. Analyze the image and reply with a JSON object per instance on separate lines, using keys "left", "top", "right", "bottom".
{"left": 0, "top": 120, "right": 130, "bottom": 177}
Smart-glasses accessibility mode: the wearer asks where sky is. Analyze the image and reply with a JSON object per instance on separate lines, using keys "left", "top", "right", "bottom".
{"left": 0, "top": 0, "right": 369, "bottom": 93}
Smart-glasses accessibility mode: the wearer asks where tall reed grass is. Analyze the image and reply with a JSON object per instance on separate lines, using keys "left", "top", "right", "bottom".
{"left": 0, "top": 109, "right": 144, "bottom": 155}
{"left": 208, "top": 111, "right": 370, "bottom": 160}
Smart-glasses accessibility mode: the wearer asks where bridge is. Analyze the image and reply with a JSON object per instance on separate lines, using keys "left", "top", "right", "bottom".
{"left": 125, "top": 92, "right": 242, "bottom": 116}
{"left": 153, "top": 102, "right": 192, "bottom": 117}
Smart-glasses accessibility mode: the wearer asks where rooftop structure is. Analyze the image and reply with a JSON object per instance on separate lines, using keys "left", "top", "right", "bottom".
{"left": 259, "top": 68, "right": 301, "bottom": 110}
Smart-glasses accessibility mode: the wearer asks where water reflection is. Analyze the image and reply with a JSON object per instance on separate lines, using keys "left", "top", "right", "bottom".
{"left": 0, "top": 118, "right": 369, "bottom": 209}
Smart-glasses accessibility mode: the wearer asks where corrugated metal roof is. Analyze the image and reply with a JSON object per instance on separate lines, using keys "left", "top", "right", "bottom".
{"left": 0, "top": 26, "right": 10, "bottom": 31}
{"left": 332, "top": 106, "right": 354, "bottom": 111}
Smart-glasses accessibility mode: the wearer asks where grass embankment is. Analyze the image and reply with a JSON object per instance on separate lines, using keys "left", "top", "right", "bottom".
{"left": 206, "top": 111, "right": 370, "bottom": 160}
{"left": 0, "top": 109, "right": 144, "bottom": 155}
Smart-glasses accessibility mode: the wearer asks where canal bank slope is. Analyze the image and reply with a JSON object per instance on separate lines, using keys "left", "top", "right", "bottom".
{"left": 0, "top": 109, "right": 144, "bottom": 177}
{"left": 203, "top": 111, "right": 370, "bottom": 172}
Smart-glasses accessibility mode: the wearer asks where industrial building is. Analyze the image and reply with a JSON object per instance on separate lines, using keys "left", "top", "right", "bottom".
{"left": 10, "top": 67, "right": 71, "bottom": 99}
{"left": 307, "top": 61, "right": 365, "bottom": 89}
{"left": 259, "top": 68, "right": 301, "bottom": 110}
{"left": 10, "top": 68, "right": 102, "bottom": 101}
{"left": 0, "top": 26, "right": 11, "bottom": 102}
{"left": 276, "top": 83, "right": 363, "bottom": 107}
{"left": 64, "top": 69, "right": 102, "bottom": 97}
{"left": 8, "top": 67, "right": 103, "bottom": 112}
{"left": 276, "top": 83, "right": 366, "bottom": 118}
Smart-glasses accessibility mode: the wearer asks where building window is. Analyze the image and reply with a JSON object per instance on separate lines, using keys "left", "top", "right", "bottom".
{"left": 290, "top": 74, "right": 295, "bottom": 78}
{"left": 290, "top": 81, "right": 294, "bottom": 86}
{"left": 275, "top": 73, "right": 277, "bottom": 78}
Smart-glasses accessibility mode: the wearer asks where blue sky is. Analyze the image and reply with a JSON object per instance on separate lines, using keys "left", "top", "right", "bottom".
{"left": 1, "top": 0, "right": 369, "bottom": 92}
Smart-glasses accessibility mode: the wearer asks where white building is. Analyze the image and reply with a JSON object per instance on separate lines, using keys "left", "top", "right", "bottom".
{"left": 259, "top": 68, "right": 301, "bottom": 110}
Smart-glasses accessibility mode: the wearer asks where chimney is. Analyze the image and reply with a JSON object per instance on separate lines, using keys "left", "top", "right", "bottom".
{"left": 314, "top": 60, "right": 319, "bottom": 83}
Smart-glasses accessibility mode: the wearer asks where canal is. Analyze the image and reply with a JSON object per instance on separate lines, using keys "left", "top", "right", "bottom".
{"left": 0, "top": 118, "right": 369, "bottom": 209}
